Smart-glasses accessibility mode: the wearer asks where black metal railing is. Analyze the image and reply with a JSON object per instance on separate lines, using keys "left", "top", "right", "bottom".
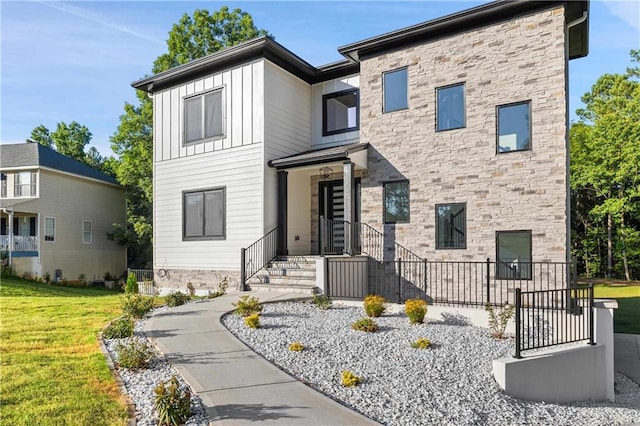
{"left": 240, "top": 226, "right": 279, "bottom": 291}
{"left": 514, "top": 284, "right": 594, "bottom": 358}
{"left": 320, "top": 217, "right": 350, "bottom": 255}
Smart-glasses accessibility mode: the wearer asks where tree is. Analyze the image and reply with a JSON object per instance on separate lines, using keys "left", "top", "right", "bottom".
{"left": 110, "top": 7, "right": 269, "bottom": 268}
{"left": 571, "top": 50, "right": 640, "bottom": 280}
{"left": 29, "top": 125, "right": 52, "bottom": 147}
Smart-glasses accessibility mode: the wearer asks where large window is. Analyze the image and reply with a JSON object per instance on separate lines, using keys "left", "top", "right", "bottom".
{"left": 437, "top": 83, "right": 465, "bottom": 131}
{"left": 183, "top": 187, "right": 226, "bottom": 240}
{"left": 384, "top": 180, "right": 409, "bottom": 224}
{"left": 83, "top": 221, "right": 92, "bottom": 244}
{"left": 322, "top": 89, "right": 359, "bottom": 136}
{"left": 383, "top": 68, "right": 408, "bottom": 113}
{"left": 44, "top": 217, "right": 55, "bottom": 242}
{"left": 497, "top": 101, "right": 531, "bottom": 153}
{"left": 496, "top": 230, "right": 532, "bottom": 279}
{"left": 184, "top": 88, "right": 224, "bottom": 145}
{"left": 14, "top": 171, "right": 36, "bottom": 197}
{"left": 436, "top": 203, "right": 466, "bottom": 249}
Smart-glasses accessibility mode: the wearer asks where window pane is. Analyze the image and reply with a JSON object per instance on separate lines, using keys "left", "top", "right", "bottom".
{"left": 204, "top": 91, "right": 223, "bottom": 138}
{"left": 383, "top": 68, "right": 408, "bottom": 113}
{"left": 497, "top": 231, "right": 532, "bottom": 279}
{"left": 436, "top": 204, "right": 466, "bottom": 249}
{"left": 324, "top": 90, "right": 358, "bottom": 134}
{"left": 184, "top": 193, "right": 204, "bottom": 237}
{"left": 497, "top": 102, "right": 531, "bottom": 152}
{"left": 437, "top": 84, "right": 465, "bottom": 131}
{"left": 204, "top": 190, "right": 224, "bottom": 236}
{"left": 185, "top": 97, "right": 202, "bottom": 143}
{"left": 384, "top": 181, "right": 409, "bottom": 223}
{"left": 45, "top": 218, "right": 55, "bottom": 241}
{"left": 83, "top": 221, "right": 92, "bottom": 243}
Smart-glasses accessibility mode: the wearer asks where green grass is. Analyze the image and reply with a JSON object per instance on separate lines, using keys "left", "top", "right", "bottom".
{"left": 0, "top": 278, "right": 129, "bottom": 425}
{"left": 592, "top": 284, "right": 640, "bottom": 334}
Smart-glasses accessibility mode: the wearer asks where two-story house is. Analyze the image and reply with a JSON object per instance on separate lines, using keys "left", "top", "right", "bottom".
{"left": 133, "top": 0, "right": 589, "bottom": 293}
{"left": 0, "top": 142, "right": 127, "bottom": 281}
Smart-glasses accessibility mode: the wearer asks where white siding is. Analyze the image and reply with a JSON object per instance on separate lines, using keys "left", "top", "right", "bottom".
{"left": 311, "top": 74, "right": 360, "bottom": 148}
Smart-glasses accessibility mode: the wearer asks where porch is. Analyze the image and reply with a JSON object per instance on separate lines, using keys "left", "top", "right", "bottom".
{"left": 1, "top": 211, "right": 39, "bottom": 257}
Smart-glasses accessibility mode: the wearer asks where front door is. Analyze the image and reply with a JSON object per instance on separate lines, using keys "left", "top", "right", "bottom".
{"left": 319, "top": 179, "right": 360, "bottom": 254}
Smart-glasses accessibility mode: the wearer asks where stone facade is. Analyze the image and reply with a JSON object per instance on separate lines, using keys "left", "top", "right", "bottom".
{"left": 358, "top": 5, "right": 568, "bottom": 262}
{"left": 154, "top": 268, "right": 241, "bottom": 292}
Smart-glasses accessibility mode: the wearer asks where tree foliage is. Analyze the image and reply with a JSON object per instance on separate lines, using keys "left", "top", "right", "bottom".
{"left": 571, "top": 50, "right": 640, "bottom": 280}
{"left": 110, "top": 7, "right": 269, "bottom": 268}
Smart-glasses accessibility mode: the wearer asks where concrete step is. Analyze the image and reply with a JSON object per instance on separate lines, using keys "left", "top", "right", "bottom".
{"left": 246, "top": 282, "right": 318, "bottom": 295}
{"left": 260, "top": 275, "right": 317, "bottom": 286}
{"left": 265, "top": 268, "right": 316, "bottom": 277}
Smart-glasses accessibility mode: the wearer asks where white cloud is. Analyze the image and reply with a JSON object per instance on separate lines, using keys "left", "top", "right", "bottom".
{"left": 602, "top": 0, "right": 640, "bottom": 30}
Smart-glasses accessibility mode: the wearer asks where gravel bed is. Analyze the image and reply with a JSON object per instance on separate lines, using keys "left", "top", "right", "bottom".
{"left": 103, "top": 307, "right": 208, "bottom": 426}
{"left": 222, "top": 301, "right": 640, "bottom": 426}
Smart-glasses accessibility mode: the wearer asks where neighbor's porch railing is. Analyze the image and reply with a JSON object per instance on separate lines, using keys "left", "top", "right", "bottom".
{"left": 240, "top": 226, "right": 280, "bottom": 291}
{"left": 0, "top": 235, "right": 39, "bottom": 251}
{"left": 128, "top": 268, "right": 155, "bottom": 295}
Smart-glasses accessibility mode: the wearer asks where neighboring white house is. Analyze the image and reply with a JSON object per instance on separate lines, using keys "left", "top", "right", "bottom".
{"left": 0, "top": 142, "right": 127, "bottom": 281}
{"left": 133, "top": 0, "right": 589, "bottom": 292}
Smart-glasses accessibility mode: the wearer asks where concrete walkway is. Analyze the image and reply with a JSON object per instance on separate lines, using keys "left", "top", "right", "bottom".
{"left": 144, "top": 292, "right": 377, "bottom": 425}
{"left": 615, "top": 333, "right": 640, "bottom": 385}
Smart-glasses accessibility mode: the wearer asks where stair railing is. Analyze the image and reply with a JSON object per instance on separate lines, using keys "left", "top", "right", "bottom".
{"left": 240, "top": 226, "right": 280, "bottom": 291}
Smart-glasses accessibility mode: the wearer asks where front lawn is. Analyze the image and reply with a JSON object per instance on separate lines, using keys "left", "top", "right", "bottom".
{"left": 0, "top": 278, "right": 129, "bottom": 425}
{"left": 592, "top": 284, "right": 640, "bottom": 334}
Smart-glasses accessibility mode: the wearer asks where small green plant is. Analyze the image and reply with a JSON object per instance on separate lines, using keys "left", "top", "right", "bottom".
{"left": 207, "top": 277, "right": 229, "bottom": 298}
{"left": 103, "top": 271, "right": 114, "bottom": 281}
{"left": 102, "top": 316, "right": 134, "bottom": 339}
{"left": 351, "top": 317, "right": 378, "bottom": 332}
{"left": 186, "top": 282, "right": 195, "bottom": 297}
{"left": 341, "top": 370, "right": 361, "bottom": 387}
{"left": 405, "top": 299, "right": 428, "bottom": 325}
{"left": 288, "top": 342, "right": 305, "bottom": 352}
{"left": 154, "top": 376, "right": 191, "bottom": 426}
{"left": 232, "top": 295, "right": 263, "bottom": 317}
{"left": 122, "top": 294, "right": 155, "bottom": 319}
{"left": 43, "top": 271, "right": 51, "bottom": 284}
{"left": 115, "top": 339, "right": 155, "bottom": 369}
{"left": 411, "top": 337, "right": 432, "bottom": 349}
{"left": 363, "top": 294, "right": 386, "bottom": 317}
{"left": 125, "top": 272, "right": 139, "bottom": 294}
{"left": 485, "top": 303, "right": 515, "bottom": 339}
{"left": 244, "top": 313, "right": 260, "bottom": 329}
{"left": 312, "top": 294, "right": 333, "bottom": 310}
{"left": 165, "top": 291, "right": 191, "bottom": 307}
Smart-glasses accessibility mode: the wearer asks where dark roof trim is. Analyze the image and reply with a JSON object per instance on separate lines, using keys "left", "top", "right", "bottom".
{"left": 268, "top": 143, "right": 368, "bottom": 170}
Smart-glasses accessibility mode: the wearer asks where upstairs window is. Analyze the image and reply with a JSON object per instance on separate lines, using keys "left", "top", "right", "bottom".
{"left": 383, "top": 68, "right": 408, "bottom": 113}
{"left": 496, "top": 230, "right": 532, "bottom": 279}
{"left": 497, "top": 101, "right": 531, "bottom": 153}
{"left": 14, "top": 171, "right": 36, "bottom": 197}
{"left": 83, "top": 221, "right": 92, "bottom": 244}
{"left": 1, "top": 174, "right": 6, "bottom": 198}
{"left": 436, "top": 203, "right": 466, "bottom": 249}
{"left": 183, "top": 187, "right": 226, "bottom": 240}
{"left": 184, "top": 88, "right": 224, "bottom": 145}
{"left": 384, "top": 180, "right": 410, "bottom": 224}
{"left": 44, "top": 217, "right": 55, "bottom": 242}
{"left": 436, "top": 83, "right": 465, "bottom": 131}
{"left": 323, "top": 89, "right": 359, "bottom": 136}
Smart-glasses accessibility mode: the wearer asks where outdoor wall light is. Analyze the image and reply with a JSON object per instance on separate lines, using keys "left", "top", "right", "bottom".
{"left": 319, "top": 166, "right": 333, "bottom": 179}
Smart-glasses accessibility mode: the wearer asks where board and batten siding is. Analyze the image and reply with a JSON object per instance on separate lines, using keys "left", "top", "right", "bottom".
{"left": 153, "top": 60, "right": 264, "bottom": 162}
{"left": 311, "top": 74, "right": 360, "bottom": 148}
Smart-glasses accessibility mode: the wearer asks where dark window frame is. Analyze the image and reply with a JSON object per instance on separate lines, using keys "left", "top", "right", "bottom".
{"left": 435, "top": 203, "right": 467, "bottom": 249}
{"left": 383, "top": 180, "right": 410, "bottom": 224}
{"left": 322, "top": 89, "right": 360, "bottom": 136}
{"left": 496, "top": 100, "right": 532, "bottom": 154}
{"left": 436, "top": 82, "right": 466, "bottom": 132}
{"left": 495, "top": 230, "right": 532, "bottom": 280}
{"left": 183, "top": 87, "right": 225, "bottom": 146}
{"left": 182, "top": 186, "right": 226, "bottom": 241}
{"left": 383, "top": 67, "right": 409, "bottom": 114}
{"left": 1, "top": 173, "right": 6, "bottom": 198}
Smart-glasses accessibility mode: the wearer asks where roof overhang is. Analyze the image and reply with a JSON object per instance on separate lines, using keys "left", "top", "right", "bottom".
{"left": 268, "top": 143, "right": 369, "bottom": 171}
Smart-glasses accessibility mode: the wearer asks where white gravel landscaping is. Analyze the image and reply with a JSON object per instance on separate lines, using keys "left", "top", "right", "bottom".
{"left": 222, "top": 301, "right": 640, "bottom": 426}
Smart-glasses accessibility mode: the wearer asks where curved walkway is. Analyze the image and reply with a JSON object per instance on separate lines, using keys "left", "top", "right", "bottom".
{"left": 144, "top": 291, "right": 377, "bottom": 425}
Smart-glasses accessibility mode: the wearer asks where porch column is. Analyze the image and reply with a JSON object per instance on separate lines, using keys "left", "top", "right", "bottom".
{"left": 343, "top": 161, "right": 355, "bottom": 255}
{"left": 277, "top": 170, "right": 288, "bottom": 256}
{"left": 6, "top": 208, "right": 13, "bottom": 267}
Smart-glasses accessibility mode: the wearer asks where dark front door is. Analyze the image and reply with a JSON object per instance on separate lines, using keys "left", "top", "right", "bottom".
{"left": 319, "top": 179, "right": 360, "bottom": 254}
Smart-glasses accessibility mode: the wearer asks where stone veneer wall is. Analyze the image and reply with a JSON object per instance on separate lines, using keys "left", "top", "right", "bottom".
{"left": 154, "top": 268, "right": 241, "bottom": 292}
{"left": 358, "top": 5, "right": 568, "bottom": 262}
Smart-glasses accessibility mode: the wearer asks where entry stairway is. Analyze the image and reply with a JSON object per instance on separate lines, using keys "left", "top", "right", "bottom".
{"left": 245, "top": 255, "right": 318, "bottom": 295}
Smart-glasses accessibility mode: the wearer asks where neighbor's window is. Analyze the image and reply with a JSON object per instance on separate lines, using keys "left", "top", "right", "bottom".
{"left": 1, "top": 174, "right": 6, "bottom": 198}
{"left": 437, "top": 83, "right": 465, "bottom": 131}
{"left": 384, "top": 180, "right": 410, "bottom": 223}
{"left": 497, "top": 101, "right": 531, "bottom": 153}
{"left": 14, "top": 171, "right": 36, "bottom": 197}
{"left": 496, "top": 230, "right": 532, "bottom": 279}
{"left": 184, "top": 88, "right": 224, "bottom": 145}
{"left": 44, "top": 217, "right": 55, "bottom": 242}
{"left": 83, "top": 221, "right": 92, "bottom": 244}
{"left": 183, "top": 187, "right": 225, "bottom": 240}
{"left": 436, "top": 203, "right": 466, "bottom": 249}
{"left": 323, "top": 89, "right": 359, "bottom": 136}
{"left": 383, "top": 68, "right": 408, "bottom": 113}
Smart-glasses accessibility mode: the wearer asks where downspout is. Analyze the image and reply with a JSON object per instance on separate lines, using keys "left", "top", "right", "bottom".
{"left": 564, "top": 9, "right": 588, "bottom": 287}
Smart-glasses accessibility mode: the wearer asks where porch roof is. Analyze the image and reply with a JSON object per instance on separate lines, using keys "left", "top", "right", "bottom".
{"left": 267, "top": 143, "right": 368, "bottom": 171}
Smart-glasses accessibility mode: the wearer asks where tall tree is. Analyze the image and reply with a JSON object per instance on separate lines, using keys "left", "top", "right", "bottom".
{"left": 571, "top": 50, "right": 640, "bottom": 280}
{"left": 51, "top": 121, "right": 93, "bottom": 161}
{"left": 111, "top": 7, "right": 269, "bottom": 268}
{"left": 29, "top": 125, "right": 52, "bottom": 147}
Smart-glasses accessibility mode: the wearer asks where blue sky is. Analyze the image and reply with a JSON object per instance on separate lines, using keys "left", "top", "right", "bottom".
{"left": 1, "top": 1, "right": 639, "bottom": 157}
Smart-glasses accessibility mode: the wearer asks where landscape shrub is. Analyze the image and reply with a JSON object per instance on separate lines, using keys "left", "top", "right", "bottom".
{"left": 351, "top": 317, "right": 378, "bottom": 332}
{"left": 186, "top": 282, "right": 195, "bottom": 297}
{"left": 232, "top": 295, "right": 263, "bottom": 317}
{"left": 115, "top": 338, "right": 155, "bottom": 369}
{"left": 411, "top": 337, "right": 432, "bottom": 349}
{"left": 207, "top": 277, "right": 229, "bottom": 299}
{"left": 244, "top": 313, "right": 260, "bottom": 329}
{"left": 165, "top": 291, "right": 191, "bottom": 307}
{"left": 341, "top": 370, "right": 361, "bottom": 387}
{"left": 405, "top": 299, "right": 428, "bottom": 324}
{"left": 288, "top": 342, "right": 305, "bottom": 352}
{"left": 363, "top": 294, "right": 386, "bottom": 317}
{"left": 154, "top": 376, "right": 191, "bottom": 426}
{"left": 312, "top": 294, "right": 332, "bottom": 310}
{"left": 125, "top": 272, "right": 139, "bottom": 294}
{"left": 485, "top": 303, "right": 515, "bottom": 339}
{"left": 122, "top": 294, "right": 155, "bottom": 319}
{"left": 102, "top": 317, "right": 134, "bottom": 339}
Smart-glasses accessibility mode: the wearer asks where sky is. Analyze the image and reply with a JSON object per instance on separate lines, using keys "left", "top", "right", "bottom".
{"left": 1, "top": 1, "right": 639, "bottom": 157}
